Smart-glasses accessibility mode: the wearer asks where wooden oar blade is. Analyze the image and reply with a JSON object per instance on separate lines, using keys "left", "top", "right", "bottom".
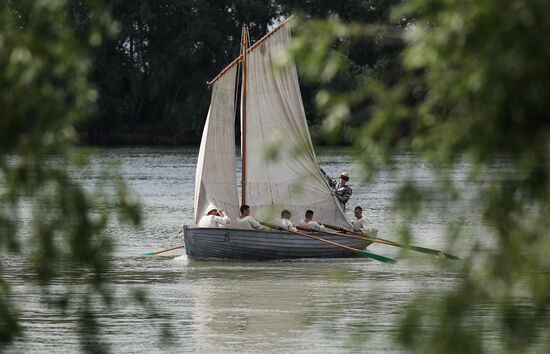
{"left": 442, "top": 253, "right": 460, "bottom": 260}
{"left": 141, "top": 245, "right": 184, "bottom": 257}
{"left": 359, "top": 250, "right": 397, "bottom": 264}
{"left": 323, "top": 222, "right": 460, "bottom": 260}
{"left": 406, "top": 245, "right": 460, "bottom": 260}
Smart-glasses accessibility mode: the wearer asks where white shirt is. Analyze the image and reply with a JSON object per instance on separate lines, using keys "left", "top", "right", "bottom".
{"left": 234, "top": 215, "right": 264, "bottom": 230}
{"left": 274, "top": 217, "right": 297, "bottom": 232}
{"left": 297, "top": 219, "right": 326, "bottom": 231}
{"left": 198, "top": 214, "right": 231, "bottom": 228}
{"left": 352, "top": 216, "right": 370, "bottom": 232}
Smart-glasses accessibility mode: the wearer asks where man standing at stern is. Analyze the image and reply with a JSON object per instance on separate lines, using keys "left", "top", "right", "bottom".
{"left": 321, "top": 169, "right": 353, "bottom": 210}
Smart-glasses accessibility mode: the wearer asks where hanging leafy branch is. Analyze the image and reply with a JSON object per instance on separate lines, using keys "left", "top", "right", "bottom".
{"left": 0, "top": 0, "right": 141, "bottom": 351}
{"left": 289, "top": 0, "right": 550, "bottom": 352}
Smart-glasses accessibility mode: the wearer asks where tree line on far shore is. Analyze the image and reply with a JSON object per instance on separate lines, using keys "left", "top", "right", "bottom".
{"left": 78, "top": 0, "right": 404, "bottom": 146}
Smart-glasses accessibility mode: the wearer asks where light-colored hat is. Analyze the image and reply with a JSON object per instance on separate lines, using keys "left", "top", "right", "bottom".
{"left": 205, "top": 204, "right": 218, "bottom": 215}
{"left": 340, "top": 171, "right": 350, "bottom": 179}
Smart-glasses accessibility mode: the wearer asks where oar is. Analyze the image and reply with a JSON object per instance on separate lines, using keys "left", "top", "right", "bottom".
{"left": 141, "top": 244, "right": 184, "bottom": 257}
{"left": 296, "top": 225, "right": 387, "bottom": 249}
{"left": 298, "top": 224, "right": 397, "bottom": 245}
{"left": 260, "top": 222, "right": 396, "bottom": 264}
{"left": 297, "top": 225, "right": 403, "bottom": 254}
{"left": 322, "top": 223, "right": 460, "bottom": 260}
{"left": 297, "top": 225, "right": 367, "bottom": 241}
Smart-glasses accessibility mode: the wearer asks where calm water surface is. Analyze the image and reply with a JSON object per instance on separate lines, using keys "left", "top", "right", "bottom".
{"left": 6, "top": 147, "right": 489, "bottom": 353}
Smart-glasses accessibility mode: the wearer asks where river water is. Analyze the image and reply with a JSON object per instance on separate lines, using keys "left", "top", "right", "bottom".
{"left": 6, "top": 147, "right": 488, "bottom": 353}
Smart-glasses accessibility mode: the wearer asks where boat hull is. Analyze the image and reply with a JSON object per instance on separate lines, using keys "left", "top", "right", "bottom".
{"left": 183, "top": 226, "right": 373, "bottom": 260}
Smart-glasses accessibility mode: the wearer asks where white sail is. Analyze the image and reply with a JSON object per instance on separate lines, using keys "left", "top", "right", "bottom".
{"left": 194, "top": 66, "right": 239, "bottom": 224}
{"left": 243, "top": 26, "right": 351, "bottom": 227}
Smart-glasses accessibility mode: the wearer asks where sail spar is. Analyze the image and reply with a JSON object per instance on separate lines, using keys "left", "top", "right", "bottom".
{"left": 243, "top": 25, "right": 351, "bottom": 227}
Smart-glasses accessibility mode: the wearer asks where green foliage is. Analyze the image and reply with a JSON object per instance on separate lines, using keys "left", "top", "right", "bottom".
{"left": 75, "top": 0, "right": 404, "bottom": 145}
{"left": 85, "top": 0, "right": 282, "bottom": 144}
{"left": 290, "top": 0, "right": 550, "bottom": 352}
{"left": 285, "top": 13, "right": 405, "bottom": 143}
{"left": 0, "top": 0, "right": 140, "bottom": 351}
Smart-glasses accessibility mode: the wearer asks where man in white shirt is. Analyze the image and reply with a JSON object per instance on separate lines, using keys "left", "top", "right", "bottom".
{"left": 198, "top": 205, "right": 231, "bottom": 228}
{"left": 273, "top": 209, "right": 297, "bottom": 232}
{"left": 297, "top": 210, "right": 326, "bottom": 231}
{"left": 234, "top": 204, "right": 265, "bottom": 230}
{"left": 352, "top": 206, "right": 372, "bottom": 233}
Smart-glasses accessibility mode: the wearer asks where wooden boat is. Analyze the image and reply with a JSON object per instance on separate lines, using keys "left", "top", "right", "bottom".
{"left": 183, "top": 226, "right": 372, "bottom": 260}
{"left": 183, "top": 17, "right": 373, "bottom": 260}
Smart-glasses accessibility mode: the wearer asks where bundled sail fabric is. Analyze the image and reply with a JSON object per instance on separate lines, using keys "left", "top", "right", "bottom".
{"left": 194, "top": 66, "right": 239, "bottom": 224}
{"left": 244, "top": 26, "right": 351, "bottom": 227}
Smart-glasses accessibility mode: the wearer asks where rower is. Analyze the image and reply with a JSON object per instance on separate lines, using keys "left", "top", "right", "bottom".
{"left": 274, "top": 209, "right": 297, "bottom": 232}
{"left": 351, "top": 206, "right": 370, "bottom": 232}
{"left": 297, "top": 210, "right": 326, "bottom": 231}
{"left": 234, "top": 204, "right": 265, "bottom": 230}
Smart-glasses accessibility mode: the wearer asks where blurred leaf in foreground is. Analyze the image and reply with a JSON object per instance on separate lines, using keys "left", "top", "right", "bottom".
{"left": 290, "top": 1, "right": 550, "bottom": 352}
{"left": 0, "top": 0, "right": 140, "bottom": 351}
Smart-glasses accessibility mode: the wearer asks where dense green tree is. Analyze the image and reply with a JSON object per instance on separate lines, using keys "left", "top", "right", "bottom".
{"left": 0, "top": 0, "right": 140, "bottom": 351}
{"left": 78, "top": 0, "right": 404, "bottom": 145}
{"left": 283, "top": 0, "right": 406, "bottom": 143}
{"left": 290, "top": 0, "right": 550, "bottom": 352}
{"left": 85, "top": 0, "right": 281, "bottom": 144}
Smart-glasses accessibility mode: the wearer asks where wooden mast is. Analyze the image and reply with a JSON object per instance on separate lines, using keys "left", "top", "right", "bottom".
{"left": 207, "top": 16, "right": 294, "bottom": 85}
{"left": 241, "top": 24, "right": 248, "bottom": 206}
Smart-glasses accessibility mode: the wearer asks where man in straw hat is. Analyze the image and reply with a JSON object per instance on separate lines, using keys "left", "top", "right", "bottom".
{"left": 198, "top": 204, "right": 231, "bottom": 228}
{"left": 321, "top": 169, "right": 353, "bottom": 210}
